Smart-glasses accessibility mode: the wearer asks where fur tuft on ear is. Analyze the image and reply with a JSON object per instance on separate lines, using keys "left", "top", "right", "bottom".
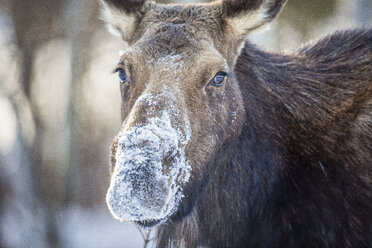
{"left": 99, "top": 0, "right": 150, "bottom": 41}
{"left": 222, "top": 0, "right": 287, "bottom": 36}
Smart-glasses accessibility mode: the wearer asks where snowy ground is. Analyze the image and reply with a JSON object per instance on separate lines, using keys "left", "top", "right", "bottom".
{"left": 59, "top": 207, "right": 148, "bottom": 248}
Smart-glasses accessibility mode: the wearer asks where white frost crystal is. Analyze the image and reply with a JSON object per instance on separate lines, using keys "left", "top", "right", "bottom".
{"left": 106, "top": 88, "right": 191, "bottom": 223}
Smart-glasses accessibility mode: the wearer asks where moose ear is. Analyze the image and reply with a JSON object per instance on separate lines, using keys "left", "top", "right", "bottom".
{"left": 99, "top": 0, "right": 150, "bottom": 41}
{"left": 222, "top": 0, "right": 287, "bottom": 36}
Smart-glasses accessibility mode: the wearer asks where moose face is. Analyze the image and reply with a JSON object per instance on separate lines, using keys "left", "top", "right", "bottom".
{"left": 102, "top": 0, "right": 286, "bottom": 225}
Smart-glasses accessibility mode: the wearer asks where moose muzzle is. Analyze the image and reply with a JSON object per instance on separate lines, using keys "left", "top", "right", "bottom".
{"left": 106, "top": 88, "right": 192, "bottom": 223}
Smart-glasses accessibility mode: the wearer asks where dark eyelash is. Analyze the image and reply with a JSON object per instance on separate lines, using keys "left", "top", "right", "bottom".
{"left": 219, "top": 71, "right": 229, "bottom": 77}
{"left": 112, "top": 67, "right": 121, "bottom": 74}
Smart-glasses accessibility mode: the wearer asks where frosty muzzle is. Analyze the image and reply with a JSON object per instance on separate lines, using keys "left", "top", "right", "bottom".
{"left": 106, "top": 90, "right": 191, "bottom": 223}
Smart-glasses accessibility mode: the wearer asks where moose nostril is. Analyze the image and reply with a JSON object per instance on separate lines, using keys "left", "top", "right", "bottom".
{"left": 130, "top": 167, "right": 168, "bottom": 206}
{"left": 170, "top": 18, "right": 184, "bottom": 24}
{"left": 162, "top": 150, "right": 178, "bottom": 174}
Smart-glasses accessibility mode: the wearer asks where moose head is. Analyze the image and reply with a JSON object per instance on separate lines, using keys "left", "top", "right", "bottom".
{"left": 102, "top": 0, "right": 286, "bottom": 226}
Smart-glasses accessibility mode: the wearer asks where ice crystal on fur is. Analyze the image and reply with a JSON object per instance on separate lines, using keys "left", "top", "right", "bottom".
{"left": 106, "top": 88, "right": 191, "bottom": 223}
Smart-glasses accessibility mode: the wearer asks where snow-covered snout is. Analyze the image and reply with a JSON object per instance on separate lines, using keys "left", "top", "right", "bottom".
{"left": 106, "top": 89, "right": 191, "bottom": 224}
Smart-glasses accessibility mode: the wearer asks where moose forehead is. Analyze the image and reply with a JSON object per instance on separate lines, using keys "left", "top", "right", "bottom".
{"left": 129, "top": 4, "right": 225, "bottom": 50}
{"left": 140, "top": 4, "right": 222, "bottom": 33}
{"left": 121, "top": 23, "right": 226, "bottom": 74}
{"left": 135, "top": 23, "right": 199, "bottom": 57}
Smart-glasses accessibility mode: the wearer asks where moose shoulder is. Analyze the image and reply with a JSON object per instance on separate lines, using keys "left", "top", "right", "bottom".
{"left": 100, "top": 0, "right": 372, "bottom": 247}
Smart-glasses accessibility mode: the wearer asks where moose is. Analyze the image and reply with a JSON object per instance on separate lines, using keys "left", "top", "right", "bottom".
{"left": 100, "top": 0, "right": 371, "bottom": 247}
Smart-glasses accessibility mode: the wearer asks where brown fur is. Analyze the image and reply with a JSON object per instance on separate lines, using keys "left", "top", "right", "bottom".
{"left": 100, "top": 0, "right": 372, "bottom": 247}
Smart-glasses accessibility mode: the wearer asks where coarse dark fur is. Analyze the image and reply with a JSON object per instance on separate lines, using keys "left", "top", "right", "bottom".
{"left": 156, "top": 29, "right": 372, "bottom": 248}
{"left": 100, "top": 0, "right": 372, "bottom": 247}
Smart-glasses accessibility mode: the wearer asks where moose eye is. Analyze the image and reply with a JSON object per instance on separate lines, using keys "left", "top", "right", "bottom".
{"left": 115, "top": 68, "right": 129, "bottom": 83}
{"left": 210, "top": 72, "right": 227, "bottom": 87}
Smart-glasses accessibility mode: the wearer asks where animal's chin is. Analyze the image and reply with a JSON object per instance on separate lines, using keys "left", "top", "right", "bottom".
{"left": 133, "top": 205, "right": 176, "bottom": 227}
{"left": 107, "top": 198, "right": 181, "bottom": 227}
{"left": 118, "top": 205, "right": 177, "bottom": 227}
{"left": 135, "top": 213, "right": 173, "bottom": 227}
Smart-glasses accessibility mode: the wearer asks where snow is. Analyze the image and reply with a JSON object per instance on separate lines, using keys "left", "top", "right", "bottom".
{"left": 158, "top": 54, "right": 184, "bottom": 74}
{"left": 119, "top": 48, "right": 133, "bottom": 57}
{"left": 59, "top": 206, "right": 145, "bottom": 248}
{"left": 106, "top": 86, "right": 191, "bottom": 223}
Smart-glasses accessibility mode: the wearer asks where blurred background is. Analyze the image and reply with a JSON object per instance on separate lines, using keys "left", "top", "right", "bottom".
{"left": 0, "top": 0, "right": 370, "bottom": 247}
